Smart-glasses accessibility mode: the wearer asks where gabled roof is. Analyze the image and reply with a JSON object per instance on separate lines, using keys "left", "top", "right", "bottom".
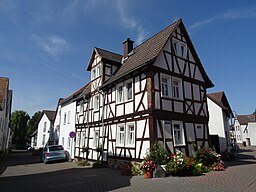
{"left": 0, "top": 77, "right": 9, "bottom": 105}
{"left": 60, "top": 82, "right": 90, "bottom": 105}
{"left": 207, "top": 91, "right": 233, "bottom": 118}
{"left": 237, "top": 114, "right": 256, "bottom": 125}
{"left": 43, "top": 110, "right": 56, "bottom": 122}
{"left": 87, "top": 47, "right": 122, "bottom": 71}
{"left": 101, "top": 19, "right": 213, "bottom": 88}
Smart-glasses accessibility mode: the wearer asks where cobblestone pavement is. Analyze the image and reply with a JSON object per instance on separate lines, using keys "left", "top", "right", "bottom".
{"left": 0, "top": 147, "right": 256, "bottom": 192}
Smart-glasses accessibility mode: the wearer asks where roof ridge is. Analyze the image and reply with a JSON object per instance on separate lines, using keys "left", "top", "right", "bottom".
{"left": 133, "top": 19, "right": 181, "bottom": 50}
{"left": 94, "top": 47, "right": 122, "bottom": 57}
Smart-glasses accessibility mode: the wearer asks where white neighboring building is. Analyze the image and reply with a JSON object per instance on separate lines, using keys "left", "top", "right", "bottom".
{"left": 36, "top": 110, "right": 56, "bottom": 148}
{"left": 0, "top": 77, "right": 12, "bottom": 153}
{"left": 207, "top": 91, "right": 233, "bottom": 153}
{"left": 53, "top": 85, "right": 88, "bottom": 159}
{"left": 235, "top": 114, "right": 256, "bottom": 146}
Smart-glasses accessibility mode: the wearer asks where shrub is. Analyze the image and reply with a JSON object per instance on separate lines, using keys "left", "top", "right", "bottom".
{"left": 212, "top": 160, "right": 225, "bottom": 171}
{"left": 141, "top": 160, "right": 157, "bottom": 173}
{"left": 146, "top": 142, "right": 169, "bottom": 165}
{"left": 92, "top": 160, "right": 102, "bottom": 168}
{"left": 165, "top": 150, "right": 205, "bottom": 176}
{"left": 194, "top": 147, "right": 221, "bottom": 167}
{"left": 121, "top": 161, "right": 143, "bottom": 176}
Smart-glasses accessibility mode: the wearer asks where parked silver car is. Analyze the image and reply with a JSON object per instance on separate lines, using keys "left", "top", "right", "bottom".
{"left": 41, "top": 145, "right": 68, "bottom": 164}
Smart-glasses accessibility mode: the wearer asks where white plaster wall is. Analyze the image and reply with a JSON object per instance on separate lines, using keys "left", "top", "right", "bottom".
{"left": 207, "top": 98, "right": 227, "bottom": 152}
{"left": 248, "top": 123, "right": 256, "bottom": 145}
{"left": 36, "top": 114, "right": 50, "bottom": 148}
{"left": 58, "top": 102, "right": 76, "bottom": 158}
{"left": 234, "top": 120, "right": 243, "bottom": 144}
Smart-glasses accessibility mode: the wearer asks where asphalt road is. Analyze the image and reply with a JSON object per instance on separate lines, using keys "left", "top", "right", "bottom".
{"left": 0, "top": 148, "right": 256, "bottom": 192}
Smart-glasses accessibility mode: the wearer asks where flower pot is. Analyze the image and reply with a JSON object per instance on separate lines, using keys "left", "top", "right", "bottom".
{"left": 144, "top": 171, "right": 153, "bottom": 179}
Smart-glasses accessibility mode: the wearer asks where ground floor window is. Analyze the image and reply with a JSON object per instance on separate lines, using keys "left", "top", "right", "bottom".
{"left": 172, "top": 121, "right": 185, "bottom": 146}
{"left": 76, "top": 132, "right": 80, "bottom": 147}
{"left": 116, "top": 123, "right": 135, "bottom": 146}
{"left": 42, "top": 134, "right": 45, "bottom": 146}
{"left": 93, "top": 130, "right": 100, "bottom": 148}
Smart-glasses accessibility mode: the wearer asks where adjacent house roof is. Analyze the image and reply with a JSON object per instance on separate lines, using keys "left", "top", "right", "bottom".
{"left": 101, "top": 19, "right": 214, "bottom": 88}
{"left": 0, "top": 77, "right": 9, "bottom": 108}
{"left": 44, "top": 110, "right": 56, "bottom": 122}
{"left": 237, "top": 114, "right": 256, "bottom": 125}
{"left": 87, "top": 47, "right": 122, "bottom": 71}
{"left": 207, "top": 91, "right": 234, "bottom": 118}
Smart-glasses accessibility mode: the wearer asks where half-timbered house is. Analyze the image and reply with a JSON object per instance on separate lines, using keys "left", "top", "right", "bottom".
{"left": 75, "top": 19, "right": 214, "bottom": 162}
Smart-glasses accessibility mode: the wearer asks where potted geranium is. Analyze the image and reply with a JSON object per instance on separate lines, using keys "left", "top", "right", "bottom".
{"left": 141, "top": 160, "right": 156, "bottom": 179}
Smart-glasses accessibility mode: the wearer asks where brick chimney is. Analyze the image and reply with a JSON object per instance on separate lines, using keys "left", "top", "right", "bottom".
{"left": 123, "top": 38, "right": 134, "bottom": 58}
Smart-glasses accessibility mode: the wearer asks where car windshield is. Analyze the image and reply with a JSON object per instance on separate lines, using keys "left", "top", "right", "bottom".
{"left": 49, "top": 146, "right": 64, "bottom": 151}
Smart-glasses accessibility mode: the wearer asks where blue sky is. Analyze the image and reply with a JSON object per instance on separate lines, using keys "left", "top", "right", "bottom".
{"left": 1, "top": 0, "right": 256, "bottom": 116}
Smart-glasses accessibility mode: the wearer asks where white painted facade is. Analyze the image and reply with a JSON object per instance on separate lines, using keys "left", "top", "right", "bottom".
{"left": 36, "top": 114, "right": 53, "bottom": 148}
{"left": 234, "top": 119, "right": 244, "bottom": 144}
{"left": 207, "top": 98, "right": 230, "bottom": 152}
{"left": 58, "top": 102, "right": 76, "bottom": 159}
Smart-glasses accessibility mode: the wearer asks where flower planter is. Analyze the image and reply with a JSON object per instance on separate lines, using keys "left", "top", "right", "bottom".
{"left": 144, "top": 171, "right": 153, "bottom": 179}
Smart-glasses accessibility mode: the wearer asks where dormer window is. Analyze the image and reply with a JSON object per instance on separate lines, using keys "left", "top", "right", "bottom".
{"left": 91, "top": 65, "right": 101, "bottom": 80}
{"left": 173, "top": 39, "right": 187, "bottom": 58}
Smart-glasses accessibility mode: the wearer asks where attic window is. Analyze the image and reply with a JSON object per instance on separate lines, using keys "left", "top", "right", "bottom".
{"left": 173, "top": 39, "right": 187, "bottom": 58}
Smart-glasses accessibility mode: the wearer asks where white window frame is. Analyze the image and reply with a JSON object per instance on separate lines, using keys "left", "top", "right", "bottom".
{"left": 79, "top": 101, "right": 84, "bottom": 114}
{"left": 126, "top": 123, "right": 135, "bottom": 146}
{"left": 94, "top": 95, "right": 100, "bottom": 110}
{"left": 116, "top": 84, "right": 124, "bottom": 103}
{"left": 93, "top": 130, "right": 100, "bottom": 148}
{"left": 64, "top": 112, "right": 67, "bottom": 125}
{"left": 43, "top": 122, "right": 47, "bottom": 132}
{"left": 173, "top": 39, "right": 187, "bottom": 58}
{"left": 42, "top": 134, "right": 46, "bottom": 146}
{"left": 76, "top": 132, "right": 80, "bottom": 147}
{"left": 67, "top": 111, "right": 70, "bottom": 124}
{"left": 116, "top": 124, "right": 125, "bottom": 146}
{"left": 172, "top": 77, "right": 183, "bottom": 100}
{"left": 105, "top": 66, "right": 111, "bottom": 75}
{"left": 172, "top": 121, "right": 185, "bottom": 146}
{"left": 81, "top": 131, "right": 86, "bottom": 147}
{"left": 67, "top": 137, "right": 71, "bottom": 149}
{"left": 125, "top": 81, "right": 133, "bottom": 101}
{"left": 161, "top": 74, "right": 171, "bottom": 97}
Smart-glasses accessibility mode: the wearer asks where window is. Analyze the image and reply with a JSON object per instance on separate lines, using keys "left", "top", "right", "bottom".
{"left": 94, "top": 95, "right": 99, "bottom": 110}
{"left": 106, "top": 67, "right": 111, "bottom": 75}
{"left": 81, "top": 131, "right": 86, "bottom": 147}
{"left": 42, "top": 134, "right": 46, "bottom": 146}
{"left": 172, "top": 78, "right": 182, "bottom": 99}
{"left": 67, "top": 111, "right": 70, "bottom": 124}
{"left": 117, "top": 125, "right": 125, "bottom": 145}
{"left": 117, "top": 85, "right": 124, "bottom": 103}
{"left": 126, "top": 82, "right": 133, "bottom": 100}
{"left": 62, "top": 137, "right": 65, "bottom": 146}
{"left": 67, "top": 137, "right": 71, "bottom": 148}
{"left": 79, "top": 101, "right": 84, "bottom": 114}
{"left": 91, "top": 65, "right": 101, "bottom": 80}
{"left": 172, "top": 121, "right": 185, "bottom": 145}
{"left": 92, "top": 68, "right": 96, "bottom": 79}
{"left": 173, "top": 39, "right": 187, "bottom": 58}
{"left": 64, "top": 112, "right": 67, "bottom": 125}
{"left": 76, "top": 132, "right": 80, "bottom": 147}
{"left": 161, "top": 76, "right": 170, "bottom": 97}
{"left": 43, "top": 122, "right": 47, "bottom": 132}
{"left": 94, "top": 130, "right": 100, "bottom": 147}
{"left": 127, "top": 124, "right": 135, "bottom": 145}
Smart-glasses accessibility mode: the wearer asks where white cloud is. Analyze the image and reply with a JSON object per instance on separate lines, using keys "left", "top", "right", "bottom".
{"left": 32, "top": 35, "right": 69, "bottom": 56}
{"left": 189, "top": 6, "right": 256, "bottom": 32}
{"left": 115, "top": 0, "right": 148, "bottom": 45}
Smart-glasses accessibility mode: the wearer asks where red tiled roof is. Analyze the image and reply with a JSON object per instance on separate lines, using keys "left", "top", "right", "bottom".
{"left": 237, "top": 114, "right": 256, "bottom": 125}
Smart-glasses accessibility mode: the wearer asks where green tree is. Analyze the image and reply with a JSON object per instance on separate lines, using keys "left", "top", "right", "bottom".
{"left": 10, "top": 110, "right": 30, "bottom": 145}
{"left": 27, "top": 111, "right": 41, "bottom": 140}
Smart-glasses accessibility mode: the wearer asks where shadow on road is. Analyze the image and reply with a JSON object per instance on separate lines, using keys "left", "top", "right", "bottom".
{"left": 0, "top": 150, "right": 41, "bottom": 175}
{"left": 225, "top": 147, "right": 256, "bottom": 168}
{"left": 0, "top": 167, "right": 132, "bottom": 192}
